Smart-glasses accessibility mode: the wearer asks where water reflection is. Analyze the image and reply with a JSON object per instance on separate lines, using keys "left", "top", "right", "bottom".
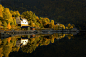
{"left": 0, "top": 33, "right": 78, "bottom": 57}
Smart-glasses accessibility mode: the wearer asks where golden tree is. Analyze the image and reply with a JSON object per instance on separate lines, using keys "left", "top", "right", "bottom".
{"left": 51, "top": 20, "right": 54, "bottom": 28}
{"left": 0, "top": 4, "right": 3, "bottom": 17}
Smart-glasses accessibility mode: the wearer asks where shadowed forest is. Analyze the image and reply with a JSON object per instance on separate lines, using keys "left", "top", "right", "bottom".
{"left": 1, "top": 0, "right": 86, "bottom": 30}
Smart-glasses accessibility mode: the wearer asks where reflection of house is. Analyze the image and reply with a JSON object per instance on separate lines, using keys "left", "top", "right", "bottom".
{"left": 21, "top": 26, "right": 30, "bottom": 30}
{"left": 16, "top": 40, "right": 21, "bottom": 47}
{"left": 16, "top": 38, "right": 28, "bottom": 47}
{"left": 30, "top": 34, "right": 35, "bottom": 38}
{"left": 30, "top": 27, "right": 35, "bottom": 30}
{"left": 21, "top": 38, "right": 28, "bottom": 45}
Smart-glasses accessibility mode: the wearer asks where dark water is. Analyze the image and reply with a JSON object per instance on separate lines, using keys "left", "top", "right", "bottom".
{"left": 0, "top": 32, "right": 86, "bottom": 57}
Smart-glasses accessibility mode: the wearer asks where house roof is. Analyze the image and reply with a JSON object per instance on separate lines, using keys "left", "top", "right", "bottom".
{"left": 20, "top": 16, "right": 23, "bottom": 20}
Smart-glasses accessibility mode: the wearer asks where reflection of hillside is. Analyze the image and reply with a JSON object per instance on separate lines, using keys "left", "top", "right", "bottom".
{"left": 0, "top": 33, "right": 75, "bottom": 57}
{"left": 21, "top": 33, "right": 73, "bottom": 53}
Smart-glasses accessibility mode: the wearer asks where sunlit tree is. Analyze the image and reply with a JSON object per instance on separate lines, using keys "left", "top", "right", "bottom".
{"left": 3, "top": 21, "right": 7, "bottom": 29}
{"left": 0, "top": 4, "right": 3, "bottom": 18}
{"left": 51, "top": 20, "right": 54, "bottom": 28}
{"left": 3, "top": 8, "right": 13, "bottom": 23}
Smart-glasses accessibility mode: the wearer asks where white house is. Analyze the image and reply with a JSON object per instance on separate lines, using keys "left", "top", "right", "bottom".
{"left": 21, "top": 19, "right": 28, "bottom": 27}
{"left": 16, "top": 38, "right": 28, "bottom": 47}
{"left": 16, "top": 17, "right": 28, "bottom": 27}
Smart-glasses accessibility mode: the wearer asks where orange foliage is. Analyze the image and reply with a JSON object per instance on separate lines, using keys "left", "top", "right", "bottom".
{"left": 7, "top": 37, "right": 11, "bottom": 43}
{"left": 36, "top": 43, "right": 39, "bottom": 46}
{"left": 36, "top": 16, "right": 39, "bottom": 20}
{"left": 7, "top": 23, "right": 11, "bottom": 29}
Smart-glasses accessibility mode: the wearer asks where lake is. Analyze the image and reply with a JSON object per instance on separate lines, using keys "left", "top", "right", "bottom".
{"left": 0, "top": 31, "right": 86, "bottom": 57}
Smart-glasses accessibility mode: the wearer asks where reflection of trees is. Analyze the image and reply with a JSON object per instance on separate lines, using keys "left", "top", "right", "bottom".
{"left": 66, "top": 34, "right": 73, "bottom": 40}
{"left": 0, "top": 33, "right": 74, "bottom": 56}
{"left": 0, "top": 36, "right": 20, "bottom": 57}
{"left": 21, "top": 33, "right": 67, "bottom": 53}
{"left": 0, "top": 47, "right": 3, "bottom": 57}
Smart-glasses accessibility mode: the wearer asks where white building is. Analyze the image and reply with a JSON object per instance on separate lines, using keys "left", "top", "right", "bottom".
{"left": 16, "top": 17, "right": 28, "bottom": 27}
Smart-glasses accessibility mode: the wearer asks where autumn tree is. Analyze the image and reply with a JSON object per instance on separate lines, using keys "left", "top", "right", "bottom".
{"left": 0, "top": 4, "right": 3, "bottom": 18}
{"left": 3, "top": 8, "right": 13, "bottom": 23}
{"left": 66, "top": 23, "right": 74, "bottom": 29}
{"left": 51, "top": 20, "right": 54, "bottom": 28}
{"left": 10, "top": 10, "right": 20, "bottom": 17}
{"left": 3, "top": 21, "right": 7, "bottom": 29}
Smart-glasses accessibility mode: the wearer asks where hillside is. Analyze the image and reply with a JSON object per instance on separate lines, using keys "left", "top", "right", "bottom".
{"left": 1, "top": 0, "right": 86, "bottom": 30}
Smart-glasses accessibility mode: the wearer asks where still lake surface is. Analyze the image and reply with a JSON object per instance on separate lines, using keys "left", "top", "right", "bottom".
{"left": 0, "top": 31, "right": 86, "bottom": 57}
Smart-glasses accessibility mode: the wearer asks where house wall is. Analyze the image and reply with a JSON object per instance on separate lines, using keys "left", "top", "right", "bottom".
{"left": 16, "top": 17, "right": 29, "bottom": 27}
{"left": 16, "top": 17, "right": 21, "bottom": 24}
{"left": 21, "top": 19, "right": 28, "bottom": 27}
{"left": 16, "top": 40, "right": 21, "bottom": 47}
{"left": 21, "top": 39, "right": 28, "bottom": 45}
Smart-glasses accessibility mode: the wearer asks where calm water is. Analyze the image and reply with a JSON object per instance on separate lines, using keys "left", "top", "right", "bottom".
{"left": 0, "top": 32, "right": 86, "bottom": 57}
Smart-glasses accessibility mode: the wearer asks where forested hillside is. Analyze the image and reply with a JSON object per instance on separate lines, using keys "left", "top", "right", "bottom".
{"left": 1, "top": 0, "right": 86, "bottom": 30}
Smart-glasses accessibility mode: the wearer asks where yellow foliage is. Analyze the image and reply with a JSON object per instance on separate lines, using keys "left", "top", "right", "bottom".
{"left": 36, "top": 16, "right": 39, "bottom": 20}
{"left": 68, "top": 36, "right": 71, "bottom": 39}
{"left": 36, "top": 44, "right": 39, "bottom": 46}
{"left": 4, "top": 8, "right": 10, "bottom": 12}
{"left": 71, "top": 34, "right": 73, "bottom": 36}
{"left": 0, "top": 4, "right": 3, "bottom": 11}
{"left": 51, "top": 38, "right": 54, "bottom": 43}
{"left": 66, "top": 27, "right": 68, "bottom": 29}
{"left": 68, "top": 23, "right": 71, "bottom": 27}
{"left": 0, "top": 9, "right": 3, "bottom": 17}
{"left": 32, "top": 23, "right": 35, "bottom": 27}
{"left": 31, "top": 38, "right": 35, "bottom": 43}
{"left": 70, "top": 26, "right": 73, "bottom": 29}
{"left": 51, "top": 20, "right": 54, "bottom": 26}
